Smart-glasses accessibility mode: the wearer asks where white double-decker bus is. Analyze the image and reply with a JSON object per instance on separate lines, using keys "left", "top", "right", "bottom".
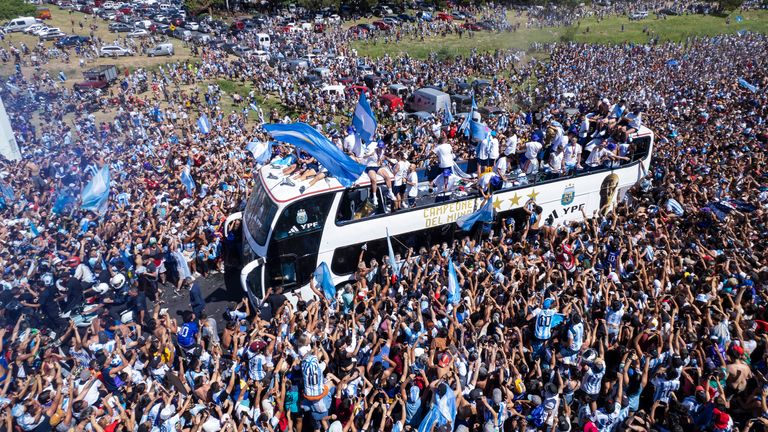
{"left": 224, "top": 127, "right": 654, "bottom": 306}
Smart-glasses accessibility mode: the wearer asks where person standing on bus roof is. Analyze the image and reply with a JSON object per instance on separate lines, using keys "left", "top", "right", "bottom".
{"left": 433, "top": 138, "right": 455, "bottom": 175}
{"left": 405, "top": 163, "right": 419, "bottom": 208}
{"left": 431, "top": 169, "right": 460, "bottom": 203}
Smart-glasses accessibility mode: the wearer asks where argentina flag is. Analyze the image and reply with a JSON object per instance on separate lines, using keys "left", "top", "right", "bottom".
{"left": 447, "top": 258, "right": 461, "bottom": 305}
{"left": 386, "top": 228, "right": 401, "bottom": 278}
{"left": 313, "top": 262, "right": 336, "bottom": 300}
{"left": 456, "top": 196, "right": 494, "bottom": 231}
{"left": 197, "top": 114, "right": 211, "bottom": 134}
{"left": 263, "top": 123, "right": 366, "bottom": 187}
{"left": 180, "top": 163, "right": 196, "bottom": 196}
{"left": 81, "top": 165, "right": 111, "bottom": 215}
{"left": 352, "top": 92, "right": 377, "bottom": 143}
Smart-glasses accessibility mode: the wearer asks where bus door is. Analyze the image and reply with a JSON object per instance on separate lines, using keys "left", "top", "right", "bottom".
{"left": 223, "top": 212, "right": 244, "bottom": 293}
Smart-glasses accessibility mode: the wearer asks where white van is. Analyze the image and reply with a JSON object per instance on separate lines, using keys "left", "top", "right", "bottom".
{"left": 406, "top": 88, "right": 452, "bottom": 114}
{"left": 4, "top": 17, "right": 37, "bottom": 33}
{"left": 255, "top": 33, "right": 270, "bottom": 50}
{"left": 321, "top": 85, "right": 345, "bottom": 98}
{"left": 147, "top": 43, "right": 174, "bottom": 57}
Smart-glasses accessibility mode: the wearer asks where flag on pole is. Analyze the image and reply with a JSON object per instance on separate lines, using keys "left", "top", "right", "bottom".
{"left": 81, "top": 165, "right": 110, "bottom": 215}
{"left": 469, "top": 120, "right": 491, "bottom": 143}
{"left": 313, "top": 262, "right": 336, "bottom": 300}
{"left": 352, "top": 92, "right": 378, "bottom": 143}
{"left": 180, "top": 163, "right": 196, "bottom": 196}
{"left": 263, "top": 122, "right": 366, "bottom": 187}
{"left": 459, "top": 92, "right": 476, "bottom": 136}
{"left": 386, "top": 228, "right": 400, "bottom": 278}
{"left": 447, "top": 258, "right": 460, "bottom": 305}
{"left": 197, "top": 114, "right": 211, "bottom": 134}
{"left": 29, "top": 220, "right": 40, "bottom": 237}
{"left": 249, "top": 101, "right": 258, "bottom": 112}
{"left": 456, "top": 196, "right": 494, "bottom": 231}
{"left": 442, "top": 106, "right": 453, "bottom": 126}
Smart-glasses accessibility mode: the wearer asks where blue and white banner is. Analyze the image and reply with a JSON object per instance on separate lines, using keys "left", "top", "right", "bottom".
{"left": 739, "top": 78, "right": 758, "bottom": 93}
{"left": 246, "top": 140, "right": 273, "bottom": 165}
{"left": 456, "top": 196, "right": 494, "bottom": 231}
{"left": 417, "top": 384, "right": 457, "bottom": 432}
{"left": 447, "top": 258, "right": 460, "bottom": 305}
{"left": 313, "top": 262, "right": 336, "bottom": 300}
{"left": 180, "top": 163, "right": 196, "bottom": 196}
{"left": 263, "top": 123, "right": 366, "bottom": 187}
{"left": 197, "top": 114, "right": 211, "bottom": 134}
{"left": 81, "top": 165, "right": 110, "bottom": 215}
{"left": 386, "top": 228, "right": 401, "bottom": 278}
{"left": 469, "top": 120, "right": 491, "bottom": 143}
{"left": 352, "top": 92, "right": 378, "bottom": 143}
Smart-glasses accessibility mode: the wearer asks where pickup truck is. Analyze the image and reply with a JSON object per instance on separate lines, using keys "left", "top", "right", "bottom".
{"left": 73, "top": 65, "right": 119, "bottom": 91}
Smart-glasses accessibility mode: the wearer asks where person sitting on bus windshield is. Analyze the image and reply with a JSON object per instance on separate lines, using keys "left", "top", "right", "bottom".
{"left": 353, "top": 138, "right": 395, "bottom": 207}
{"left": 431, "top": 169, "right": 461, "bottom": 203}
{"left": 585, "top": 140, "right": 630, "bottom": 170}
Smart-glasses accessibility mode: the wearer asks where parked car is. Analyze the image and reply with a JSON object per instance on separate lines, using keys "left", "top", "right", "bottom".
{"left": 23, "top": 24, "right": 46, "bottom": 34}
{"left": 108, "top": 22, "right": 132, "bottom": 32}
{"left": 372, "top": 21, "right": 390, "bottom": 30}
{"left": 382, "top": 17, "right": 400, "bottom": 25}
{"left": 39, "top": 29, "right": 67, "bottom": 40}
{"left": 436, "top": 12, "right": 453, "bottom": 21}
{"left": 462, "top": 22, "right": 482, "bottom": 31}
{"left": 398, "top": 13, "right": 415, "bottom": 22}
{"left": 379, "top": 94, "right": 404, "bottom": 113}
{"left": 147, "top": 42, "right": 174, "bottom": 56}
{"left": 55, "top": 35, "right": 91, "bottom": 47}
{"left": 99, "top": 45, "right": 133, "bottom": 57}
{"left": 5, "top": 17, "right": 38, "bottom": 32}
{"left": 128, "top": 28, "right": 150, "bottom": 37}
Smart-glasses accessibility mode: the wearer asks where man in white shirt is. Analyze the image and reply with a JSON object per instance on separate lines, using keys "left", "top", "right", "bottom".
{"left": 405, "top": 164, "right": 419, "bottom": 207}
{"left": 433, "top": 139, "right": 455, "bottom": 170}
{"left": 562, "top": 137, "right": 583, "bottom": 174}
{"left": 520, "top": 140, "right": 542, "bottom": 174}
{"left": 431, "top": 169, "right": 460, "bottom": 203}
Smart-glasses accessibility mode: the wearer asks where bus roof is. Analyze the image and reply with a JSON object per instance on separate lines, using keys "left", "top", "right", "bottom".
{"left": 260, "top": 125, "right": 654, "bottom": 204}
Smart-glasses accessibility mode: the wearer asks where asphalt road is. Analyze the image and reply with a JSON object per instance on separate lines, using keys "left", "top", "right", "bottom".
{"left": 159, "top": 272, "right": 243, "bottom": 322}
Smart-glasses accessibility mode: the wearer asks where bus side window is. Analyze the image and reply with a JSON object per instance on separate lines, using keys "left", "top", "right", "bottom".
{"left": 336, "top": 186, "right": 384, "bottom": 223}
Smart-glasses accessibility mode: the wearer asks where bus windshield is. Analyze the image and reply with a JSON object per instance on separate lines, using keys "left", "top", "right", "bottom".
{"left": 243, "top": 176, "right": 277, "bottom": 247}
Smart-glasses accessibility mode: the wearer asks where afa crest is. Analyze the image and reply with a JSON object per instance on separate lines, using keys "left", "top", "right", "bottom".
{"left": 296, "top": 209, "right": 308, "bottom": 225}
{"left": 561, "top": 184, "right": 575, "bottom": 206}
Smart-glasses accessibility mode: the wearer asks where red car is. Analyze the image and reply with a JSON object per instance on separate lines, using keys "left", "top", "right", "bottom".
{"left": 347, "top": 85, "right": 371, "bottom": 96}
{"left": 372, "top": 20, "right": 391, "bottom": 30}
{"left": 379, "top": 94, "right": 404, "bottom": 113}
{"left": 118, "top": 5, "right": 132, "bottom": 14}
{"left": 462, "top": 22, "right": 482, "bottom": 31}
{"left": 436, "top": 12, "right": 453, "bottom": 21}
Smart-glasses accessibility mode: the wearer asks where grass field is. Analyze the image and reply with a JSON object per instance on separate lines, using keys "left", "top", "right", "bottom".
{"left": 352, "top": 10, "right": 768, "bottom": 59}
{"left": 0, "top": 6, "right": 193, "bottom": 78}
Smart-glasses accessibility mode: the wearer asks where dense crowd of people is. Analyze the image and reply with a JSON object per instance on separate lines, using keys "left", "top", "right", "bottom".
{"left": 0, "top": 2, "right": 767, "bottom": 432}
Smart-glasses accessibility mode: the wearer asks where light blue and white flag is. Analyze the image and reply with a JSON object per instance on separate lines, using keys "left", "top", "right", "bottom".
{"left": 81, "top": 165, "right": 110, "bottom": 215}
{"left": 246, "top": 140, "right": 273, "bottom": 165}
{"left": 469, "top": 120, "right": 491, "bottom": 143}
{"left": 352, "top": 92, "right": 377, "bottom": 143}
{"left": 386, "top": 228, "right": 400, "bottom": 278}
{"left": 456, "top": 196, "right": 494, "bottom": 231}
{"left": 313, "top": 262, "right": 336, "bottom": 300}
{"left": 249, "top": 101, "right": 258, "bottom": 112}
{"left": 263, "top": 123, "right": 366, "bottom": 187}
{"left": 180, "top": 163, "right": 196, "bottom": 196}
{"left": 739, "top": 78, "right": 758, "bottom": 93}
{"left": 447, "top": 259, "right": 460, "bottom": 305}
{"left": 417, "top": 384, "right": 457, "bottom": 432}
{"left": 442, "top": 106, "right": 453, "bottom": 125}
{"left": 735, "top": 15, "right": 743, "bottom": 23}
{"left": 197, "top": 114, "right": 211, "bottom": 134}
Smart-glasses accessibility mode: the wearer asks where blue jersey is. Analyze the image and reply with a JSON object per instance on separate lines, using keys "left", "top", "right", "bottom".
{"left": 177, "top": 322, "right": 198, "bottom": 347}
{"left": 533, "top": 309, "right": 564, "bottom": 340}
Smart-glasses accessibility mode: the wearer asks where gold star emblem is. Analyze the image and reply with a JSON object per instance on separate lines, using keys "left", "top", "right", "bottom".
{"left": 527, "top": 189, "right": 540, "bottom": 201}
{"left": 508, "top": 193, "right": 522, "bottom": 207}
{"left": 492, "top": 197, "right": 502, "bottom": 210}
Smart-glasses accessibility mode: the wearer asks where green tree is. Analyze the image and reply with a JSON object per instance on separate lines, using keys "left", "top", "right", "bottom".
{"left": 185, "top": 0, "right": 226, "bottom": 15}
{"left": 0, "top": 0, "right": 36, "bottom": 21}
